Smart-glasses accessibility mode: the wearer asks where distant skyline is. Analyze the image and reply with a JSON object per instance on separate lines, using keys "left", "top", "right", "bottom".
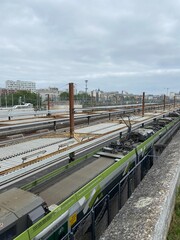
{"left": 0, "top": 0, "right": 180, "bottom": 94}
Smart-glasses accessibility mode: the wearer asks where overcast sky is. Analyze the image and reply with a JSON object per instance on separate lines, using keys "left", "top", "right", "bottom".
{"left": 0, "top": 0, "right": 180, "bottom": 94}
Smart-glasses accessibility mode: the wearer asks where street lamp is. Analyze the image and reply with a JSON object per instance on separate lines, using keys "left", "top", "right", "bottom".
{"left": 164, "top": 88, "right": 169, "bottom": 96}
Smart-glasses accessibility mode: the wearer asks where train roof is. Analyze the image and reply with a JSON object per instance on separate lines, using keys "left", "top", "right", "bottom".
{"left": 0, "top": 188, "right": 44, "bottom": 230}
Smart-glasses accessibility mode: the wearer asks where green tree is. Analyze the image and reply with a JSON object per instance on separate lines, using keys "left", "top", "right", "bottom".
{"left": 59, "top": 92, "right": 69, "bottom": 100}
{"left": 0, "top": 91, "right": 41, "bottom": 108}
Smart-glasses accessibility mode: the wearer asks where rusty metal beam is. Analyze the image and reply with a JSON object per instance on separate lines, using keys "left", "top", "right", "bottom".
{"left": 69, "top": 83, "right": 74, "bottom": 138}
{"left": 47, "top": 94, "right": 50, "bottom": 115}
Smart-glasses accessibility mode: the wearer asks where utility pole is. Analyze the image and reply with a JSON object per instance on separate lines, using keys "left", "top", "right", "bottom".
{"left": 163, "top": 94, "right": 166, "bottom": 111}
{"left": 47, "top": 94, "right": 51, "bottom": 115}
{"left": 12, "top": 94, "right": 13, "bottom": 107}
{"left": 142, "top": 92, "right": 145, "bottom": 117}
{"left": 36, "top": 93, "right": 38, "bottom": 109}
{"left": 19, "top": 96, "right": 22, "bottom": 105}
{"left": 174, "top": 95, "right": 176, "bottom": 108}
{"left": 5, "top": 93, "right": 7, "bottom": 108}
{"left": 85, "top": 80, "right": 88, "bottom": 105}
{"left": 166, "top": 88, "right": 169, "bottom": 96}
{"left": 69, "top": 83, "right": 74, "bottom": 138}
{"left": 48, "top": 94, "right": 50, "bottom": 111}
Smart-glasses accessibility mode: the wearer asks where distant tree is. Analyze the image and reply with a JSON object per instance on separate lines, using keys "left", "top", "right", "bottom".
{"left": 0, "top": 90, "right": 41, "bottom": 108}
{"left": 74, "top": 93, "right": 90, "bottom": 101}
{"left": 59, "top": 92, "right": 69, "bottom": 100}
{"left": 59, "top": 91, "right": 92, "bottom": 106}
{"left": 74, "top": 93, "right": 91, "bottom": 107}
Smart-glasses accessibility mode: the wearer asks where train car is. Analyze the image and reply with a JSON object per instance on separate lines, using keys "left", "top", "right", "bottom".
{"left": 2, "top": 115, "right": 179, "bottom": 240}
{"left": 12, "top": 103, "right": 34, "bottom": 110}
{"left": 0, "top": 188, "right": 47, "bottom": 240}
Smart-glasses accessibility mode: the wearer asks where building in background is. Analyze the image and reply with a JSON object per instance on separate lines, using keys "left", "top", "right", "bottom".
{"left": 6, "top": 80, "right": 36, "bottom": 92}
{"left": 169, "top": 91, "right": 180, "bottom": 100}
{"left": 36, "top": 87, "right": 60, "bottom": 102}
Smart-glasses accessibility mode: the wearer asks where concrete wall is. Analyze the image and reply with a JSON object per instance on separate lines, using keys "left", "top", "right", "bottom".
{"left": 100, "top": 130, "right": 180, "bottom": 240}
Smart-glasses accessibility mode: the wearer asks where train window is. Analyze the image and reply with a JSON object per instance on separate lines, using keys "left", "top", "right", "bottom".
{"left": 0, "top": 225, "right": 16, "bottom": 240}
{"left": 28, "top": 206, "right": 45, "bottom": 225}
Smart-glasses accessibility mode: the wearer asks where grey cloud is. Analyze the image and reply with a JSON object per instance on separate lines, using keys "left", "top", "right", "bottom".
{"left": 0, "top": 0, "right": 180, "bottom": 94}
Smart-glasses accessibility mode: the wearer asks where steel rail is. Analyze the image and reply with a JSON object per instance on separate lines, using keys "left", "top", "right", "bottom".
{"left": 0, "top": 105, "right": 168, "bottom": 135}
{"left": 0, "top": 102, "right": 160, "bottom": 119}
{"left": 0, "top": 112, "right": 169, "bottom": 189}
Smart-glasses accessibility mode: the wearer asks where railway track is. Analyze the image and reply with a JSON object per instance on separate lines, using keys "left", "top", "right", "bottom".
{"left": 0, "top": 111, "right": 172, "bottom": 190}
{"left": 14, "top": 111, "right": 180, "bottom": 240}
{"left": 0, "top": 108, "right": 179, "bottom": 240}
{"left": 0, "top": 103, "right": 172, "bottom": 138}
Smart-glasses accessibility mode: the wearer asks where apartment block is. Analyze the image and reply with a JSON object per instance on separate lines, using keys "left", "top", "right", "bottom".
{"left": 6, "top": 80, "right": 36, "bottom": 92}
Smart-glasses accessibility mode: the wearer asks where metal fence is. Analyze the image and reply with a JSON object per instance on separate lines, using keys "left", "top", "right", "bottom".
{"left": 62, "top": 148, "right": 153, "bottom": 240}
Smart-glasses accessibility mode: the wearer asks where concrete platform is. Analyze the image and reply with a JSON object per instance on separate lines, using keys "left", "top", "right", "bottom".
{"left": 100, "top": 130, "right": 180, "bottom": 240}
{"left": 0, "top": 138, "right": 76, "bottom": 172}
{"left": 75, "top": 123, "right": 126, "bottom": 135}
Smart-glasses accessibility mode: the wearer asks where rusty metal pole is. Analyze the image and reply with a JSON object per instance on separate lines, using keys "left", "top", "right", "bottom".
{"left": 47, "top": 94, "right": 50, "bottom": 115}
{"left": 174, "top": 96, "right": 176, "bottom": 108}
{"left": 142, "top": 92, "right": 145, "bottom": 117}
{"left": 163, "top": 94, "right": 166, "bottom": 111}
{"left": 69, "top": 83, "right": 74, "bottom": 138}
